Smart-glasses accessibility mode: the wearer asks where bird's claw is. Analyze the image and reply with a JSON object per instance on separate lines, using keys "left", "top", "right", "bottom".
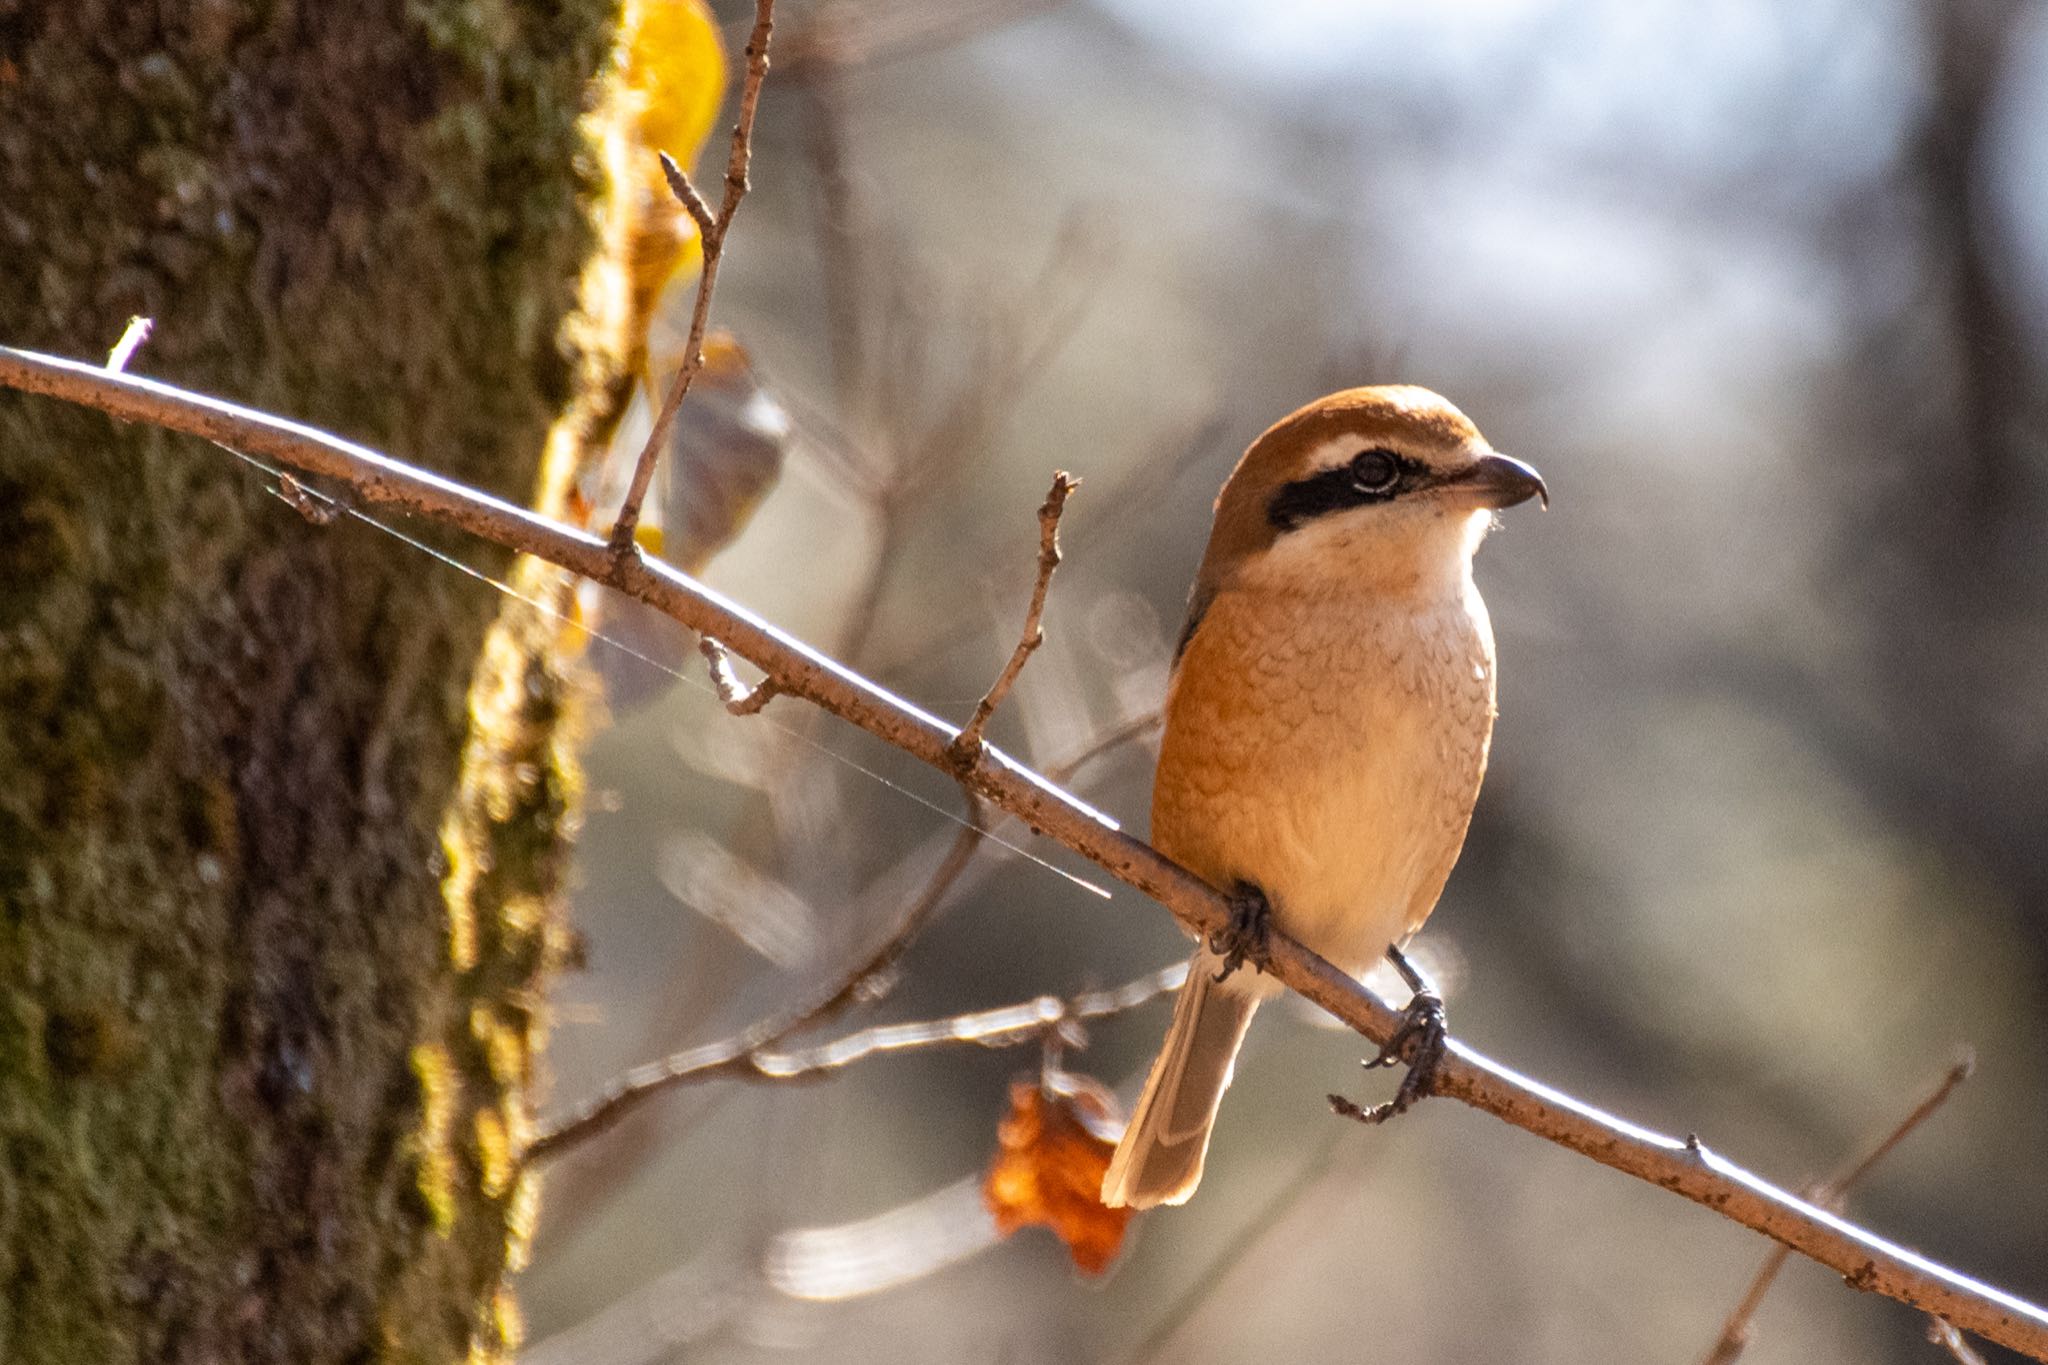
{"left": 1208, "top": 881, "right": 1273, "bottom": 982}
{"left": 1334, "top": 944, "right": 1448, "bottom": 1124}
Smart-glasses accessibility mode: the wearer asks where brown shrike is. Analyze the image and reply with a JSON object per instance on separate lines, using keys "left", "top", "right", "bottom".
{"left": 1101, "top": 386, "right": 1546, "bottom": 1210}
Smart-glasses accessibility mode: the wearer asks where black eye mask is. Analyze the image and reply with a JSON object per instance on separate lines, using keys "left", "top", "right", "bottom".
{"left": 1266, "top": 447, "right": 1427, "bottom": 533}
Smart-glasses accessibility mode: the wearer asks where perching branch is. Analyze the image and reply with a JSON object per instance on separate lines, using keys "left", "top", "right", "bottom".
{"left": 1700, "top": 1051, "right": 1977, "bottom": 1365}
{"left": 949, "top": 470, "right": 1076, "bottom": 765}
{"left": 4, "top": 343, "right": 2047, "bottom": 1362}
{"left": 608, "top": 0, "right": 777, "bottom": 554}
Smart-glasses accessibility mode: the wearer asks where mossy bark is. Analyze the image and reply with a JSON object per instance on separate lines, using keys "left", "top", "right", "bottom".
{"left": 0, "top": 2, "right": 627, "bottom": 1361}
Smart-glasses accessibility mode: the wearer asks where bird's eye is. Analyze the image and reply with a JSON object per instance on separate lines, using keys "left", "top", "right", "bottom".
{"left": 1350, "top": 449, "right": 1400, "bottom": 493}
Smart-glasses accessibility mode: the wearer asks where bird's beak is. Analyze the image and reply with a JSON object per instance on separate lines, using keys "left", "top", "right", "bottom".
{"left": 1439, "top": 452, "right": 1548, "bottom": 510}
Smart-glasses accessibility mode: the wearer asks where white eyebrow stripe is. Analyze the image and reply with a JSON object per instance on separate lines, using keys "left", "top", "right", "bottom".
{"left": 1301, "top": 436, "right": 1372, "bottom": 474}
{"left": 1298, "top": 434, "right": 1485, "bottom": 478}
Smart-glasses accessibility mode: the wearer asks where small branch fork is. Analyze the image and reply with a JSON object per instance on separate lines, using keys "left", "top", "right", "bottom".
{"left": 949, "top": 470, "right": 1076, "bottom": 767}
{"left": 1700, "top": 1051, "right": 1977, "bottom": 1365}
{"left": 5, "top": 344, "right": 2048, "bottom": 1362}
{"left": 608, "top": 0, "right": 777, "bottom": 556}
{"left": 699, "top": 635, "right": 781, "bottom": 715}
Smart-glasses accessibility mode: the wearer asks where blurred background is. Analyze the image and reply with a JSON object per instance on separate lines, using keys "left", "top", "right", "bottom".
{"left": 518, "top": 0, "right": 2048, "bottom": 1360}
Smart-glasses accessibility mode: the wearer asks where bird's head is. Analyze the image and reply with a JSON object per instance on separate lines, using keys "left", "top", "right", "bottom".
{"left": 1195, "top": 385, "right": 1545, "bottom": 602}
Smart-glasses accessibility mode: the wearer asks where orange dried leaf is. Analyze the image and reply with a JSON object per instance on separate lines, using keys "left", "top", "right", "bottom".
{"left": 983, "top": 1076, "right": 1134, "bottom": 1275}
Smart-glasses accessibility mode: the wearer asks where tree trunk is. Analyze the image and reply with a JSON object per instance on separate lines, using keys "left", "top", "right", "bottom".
{"left": 0, "top": 2, "right": 630, "bottom": 1360}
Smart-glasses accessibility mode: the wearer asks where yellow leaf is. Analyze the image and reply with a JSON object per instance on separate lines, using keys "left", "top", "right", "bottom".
{"left": 619, "top": 0, "right": 726, "bottom": 179}
{"left": 605, "top": 0, "right": 727, "bottom": 378}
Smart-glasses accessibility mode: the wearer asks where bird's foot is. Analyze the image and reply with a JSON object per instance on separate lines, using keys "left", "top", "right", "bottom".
{"left": 1207, "top": 881, "right": 1273, "bottom": 982}
{"left": 1330, "top": 944, "right": 1447, "bottom": 1124}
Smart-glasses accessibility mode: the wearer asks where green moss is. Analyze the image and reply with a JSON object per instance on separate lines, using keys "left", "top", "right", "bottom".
{"left": 0, "top": 0, "right": 636, "bottom": 1360}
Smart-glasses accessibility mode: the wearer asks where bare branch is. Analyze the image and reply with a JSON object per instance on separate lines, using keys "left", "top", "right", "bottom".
{"left": 699, "top": 634, "right": 782, "bottom": 715}
{"left": 608, "top": 0, "right": 777, "bottom": 554}
{"left": 1700, "top": 1051, "right": 1977, "bottom": 1365}
{"left": 1831, "top": 1050, "right": 1977, "bottom": 1192}
{"left": 5, "top": 344, "right": 2048, "bottom": 1362}
{"left": 949, "top": 470, "right": 1076, "bottom": 766}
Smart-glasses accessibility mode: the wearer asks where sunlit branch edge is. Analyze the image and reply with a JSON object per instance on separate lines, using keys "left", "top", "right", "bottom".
{"left": 2, "top": 342, "right": 2044, "bottom": 1363}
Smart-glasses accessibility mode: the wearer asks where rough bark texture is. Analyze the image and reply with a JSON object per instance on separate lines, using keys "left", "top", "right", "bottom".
{"left": 0, "top": 2, "right": 625, "bottom": 1360}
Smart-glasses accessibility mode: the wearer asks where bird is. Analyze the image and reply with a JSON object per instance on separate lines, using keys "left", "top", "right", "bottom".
{"left": 1100, "top": 385, "right": 1546, "bottom": 1210}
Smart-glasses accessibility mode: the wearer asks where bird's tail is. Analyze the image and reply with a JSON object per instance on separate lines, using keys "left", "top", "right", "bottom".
{"left": 1100, "top": 957, "right": 1261, "bottom": 1209}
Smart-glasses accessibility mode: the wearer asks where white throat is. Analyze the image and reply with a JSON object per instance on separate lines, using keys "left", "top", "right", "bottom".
{"left": 1247, "top": 502, "right": 1492, "bottom": 606}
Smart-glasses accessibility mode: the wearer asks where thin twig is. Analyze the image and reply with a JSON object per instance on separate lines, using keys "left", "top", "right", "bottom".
{"left": 1700, "top": 1051, "right": 1978, "bottom": 1365}
{"left": 105, "top": 316, "right": 152, "bottom": 372}
{"left": 6, "top": 345, "right": 2048, "bottom": 1363}
{"left": 656, "top": 151, "right": 717, "bottom": 242}
{"left": 609, "top": 0, "right": 777, "bottom": 554}
{"left": 700, "top": 634, "right": 782, "bottom": 715}
{"left": 751, "top": 959, "right": 1184, "bottom": 1080}
{"left": 1930, "top": 1317, "right": 1991, "bottom": 1365}
{"left": 533, "top": 964, "right": 1182, "bottom": 1125}
{"left": 949, "top": 470, "right": 1075, "bottom": 766}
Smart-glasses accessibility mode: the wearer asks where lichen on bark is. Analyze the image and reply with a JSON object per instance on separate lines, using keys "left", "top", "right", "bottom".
{"left": 0, "top": 0, "right": 672, "bottom": 1360}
